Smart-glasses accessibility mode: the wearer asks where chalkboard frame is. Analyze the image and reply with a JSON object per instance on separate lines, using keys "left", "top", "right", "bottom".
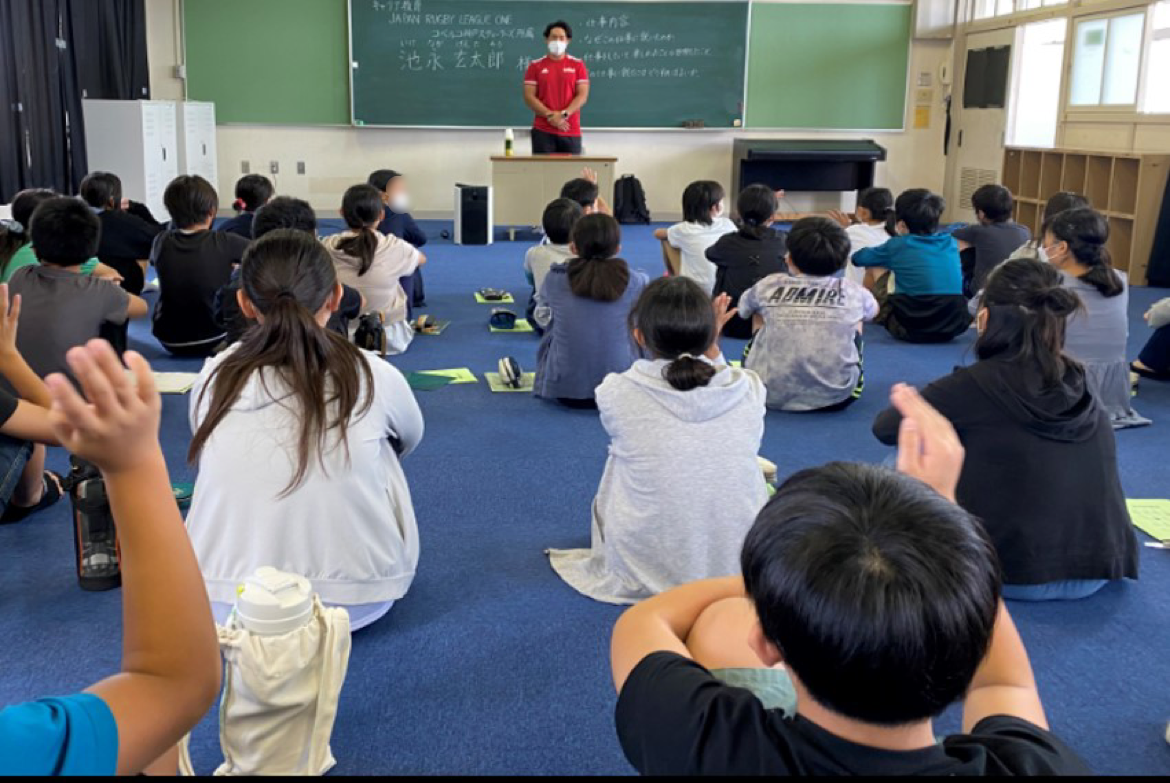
{"left": 344, "top": 0, "right": 753, "bottom": 131}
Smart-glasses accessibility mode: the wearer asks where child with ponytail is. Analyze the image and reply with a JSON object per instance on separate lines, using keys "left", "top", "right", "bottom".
{"left": 874, "top": 257, "right": 1137, "bottom": 601}
{"left": 322, "top": 184, "right": 425, "bottom": 355}
{"left": 186, "top": 229, "right": 424, "bottom": 630}
{"left": 548, "top": 276, "right": 768, "bottom": 604}
{"left": 218, "top": 174, "right": 274, "bottom": 240}
{"left": 830, "top": 186, "right": 895, "bottom": 288}
{"left": 534, "top": 214, "right": 648, "bottom": 407}
{"left": 1041, "top": 207, "right": 1148, "bottom": 428}
{"left": 706, "top": 184, "right": 787, "bottom": 339}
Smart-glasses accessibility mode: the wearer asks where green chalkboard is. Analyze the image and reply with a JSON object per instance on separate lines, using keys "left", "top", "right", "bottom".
{"left": 185, "top": 0, "right": 350, "bottom": 125}
{"left": 745, "top": 2, "right": 911, "bottom": 130}
{"left": 349, "top": 0, "right": 749, "bottom": 128}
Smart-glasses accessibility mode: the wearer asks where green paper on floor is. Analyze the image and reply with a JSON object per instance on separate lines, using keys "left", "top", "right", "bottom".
{"left": 730, "top": 361, "right": 742, "bottom": 368}
{"left": 1127, "top": 499, "right": 1170, "bottom": 541}
{"left": 475, "top": 292, "right": 514, "bottom": 304}
{"left": 418, "top": 368, "right": 477, "bottom": 384}
{"left": 406, "top": 372, "right": 456, "bottom": 391}
{"left": 490, "top": 318, "right": 534, "bottom": 333}
{"left": 485, "top": 372, "right": 536, "bottom": 393}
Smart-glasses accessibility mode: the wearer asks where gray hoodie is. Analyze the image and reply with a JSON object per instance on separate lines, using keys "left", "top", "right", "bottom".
{"left": 548, "top": 358, "right": 769, "bottom": 604}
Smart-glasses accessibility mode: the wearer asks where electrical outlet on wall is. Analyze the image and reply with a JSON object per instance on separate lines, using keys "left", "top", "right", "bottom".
{"left": 241, "top": 161, "right": 250, "bottom": 174}
{"left": 297, "top": 162, "right": 306, "bottom": 175}
{"left": 270, "top": 161, "right": 280, "bottom": 175}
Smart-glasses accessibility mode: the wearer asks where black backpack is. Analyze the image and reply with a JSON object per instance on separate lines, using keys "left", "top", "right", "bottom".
{"left": 353, "top": 312, "right": 387, "bottom": 356}
{"left": 613, "top": 175, "right": 651, "bottom": 225}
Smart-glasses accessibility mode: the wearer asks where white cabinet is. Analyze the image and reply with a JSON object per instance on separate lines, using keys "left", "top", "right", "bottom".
{"left": 83, "top": 100, "right": 179, "bottom": 222}
{"left": 177, "top": 101, "right": 218, "bottom": 186}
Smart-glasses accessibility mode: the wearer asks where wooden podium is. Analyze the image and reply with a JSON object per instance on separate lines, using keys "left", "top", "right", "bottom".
{"left": 490, "top": 155, "right": 616, "bottom": 237}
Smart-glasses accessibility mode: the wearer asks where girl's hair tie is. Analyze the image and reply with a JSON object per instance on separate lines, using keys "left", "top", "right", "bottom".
{"left": 676, "top": 353, "right": 697, "bottom": 361}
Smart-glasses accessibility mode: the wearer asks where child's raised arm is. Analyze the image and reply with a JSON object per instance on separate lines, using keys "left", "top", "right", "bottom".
{"left": 47, "top": 341, "right": 220, "bottom": 775}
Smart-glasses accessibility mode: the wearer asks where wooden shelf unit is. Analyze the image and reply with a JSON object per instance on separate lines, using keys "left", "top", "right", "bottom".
{"left": 1002, "top": 147, "right": 1170, "bottom": 285}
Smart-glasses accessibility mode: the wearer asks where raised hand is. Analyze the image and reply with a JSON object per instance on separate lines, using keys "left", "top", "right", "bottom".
{"left": 891, "top": 383, "right": 965, "bottom": 502}
{"left": 828, "top": 209, "right": 853, "bottom": 228}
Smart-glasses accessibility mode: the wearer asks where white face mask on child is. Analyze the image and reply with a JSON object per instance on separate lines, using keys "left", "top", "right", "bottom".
{"left": 390, "top": 194, "right": 410, "bottom": 214}
{"left": 548, "top": 40, "right": 568, "bottom": 56}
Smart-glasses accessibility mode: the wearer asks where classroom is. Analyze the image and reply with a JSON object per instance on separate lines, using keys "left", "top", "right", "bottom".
{"left": 1, "top": 0, "right": 1169, "bottom": 775}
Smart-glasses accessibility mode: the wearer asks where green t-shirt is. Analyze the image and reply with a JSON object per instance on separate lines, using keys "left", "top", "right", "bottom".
{"left": 2, "top": 244, "right": 98, "bottom": 283}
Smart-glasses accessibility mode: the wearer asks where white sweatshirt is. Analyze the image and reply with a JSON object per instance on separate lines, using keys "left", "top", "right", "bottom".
{"left": 186, "top": 345, "right": 424, "bottom": 606}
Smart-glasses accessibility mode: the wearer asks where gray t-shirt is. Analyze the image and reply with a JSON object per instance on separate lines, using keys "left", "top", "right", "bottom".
{"left": 739, "top": 273, "right": 878, "bottom": 411}
{"left": 8, "top": 265, "right": 129, "bottom": 380}
{"left": 953, "top": 221, "right": 1032, "bottom": 292}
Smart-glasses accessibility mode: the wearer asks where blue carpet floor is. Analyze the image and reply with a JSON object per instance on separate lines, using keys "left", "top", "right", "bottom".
{"left": 1, "top": 221, "right": 1169, "bottom": 775}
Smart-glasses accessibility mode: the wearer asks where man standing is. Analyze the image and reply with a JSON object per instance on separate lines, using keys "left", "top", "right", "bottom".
{"left": 523, "top": 20, "right": 589, "bottom": 154}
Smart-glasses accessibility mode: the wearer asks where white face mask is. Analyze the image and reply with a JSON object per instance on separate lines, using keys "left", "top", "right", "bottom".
{"left": 390, "top": 194, "right": 410, "bottom": 214}
{"left": 548, "top": 40, "right": 568, "bottom": 56}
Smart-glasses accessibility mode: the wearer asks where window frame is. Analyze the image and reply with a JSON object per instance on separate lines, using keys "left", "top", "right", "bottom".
{"left": 1064, "top": 7, "right": 1148, "bottom": 112}
{"left": 1136, "top": 0, "right": 1170, "bottom": 115}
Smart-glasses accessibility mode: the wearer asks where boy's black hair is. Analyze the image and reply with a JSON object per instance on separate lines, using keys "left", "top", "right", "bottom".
{"left": 736, "top": 184, "right": 776, "bottom": 238}
{"left": 542, "top": 198, "right": 584, "bottom": 245}
{"left": 252, "top": 196, "right": 318, "bottom": 240}
{"left": 164, "top": 175, "right": 219, "bottom": 229}
{"left": 29, "top": 197, "right": 101, "bottom": 267}
{"left": 234, "top": 174, "right": 274, "bottom": 213}
{"left": 1042, "top": 191, "right": 1090, "bottom": 222}
{"left": 682, "top": 180, "right": 724, "bottom": 226}
{"left": 742, "top": 462, "right": 1001, "bottom": 726}
{"left": 11, "top": 188, "right": 57, "bottom": 229}
{"left": 895, "top": 188, "right": 946, "bottom": 235}
{"left": 786, "top": 217, "right": 850, "bottom": 276}
{"left": 972, "top": 184, "right": 1014, "bottom": 223}
{"left": 561, "top": 178, "right": 599, "bottom": 210}
{"left": 544, "top": 20, "right": 572, "bottom": 39}
{"left": 368, "top": 169, "right": 402, "bottom": 193}
{"left": 79, "top": 172, "right": 123, "bottom": 210}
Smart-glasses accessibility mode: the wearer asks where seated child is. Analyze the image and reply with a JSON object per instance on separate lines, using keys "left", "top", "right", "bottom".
{"left": 561, "top": 167, "right": 611, "bottom": 216}
{"left": 79, "top": 172, "right": 162, "bottom": 294}
{"left": 369, "top": 169, "right": 428, "bottom": 309}
{"left": 953, "top": 184, "right": 1031, "bottom": 297}
{"left": 549, "top": 278, "right": 767, "bottom": 604}
{"left": 707, "top": 184, "right": 787, "bottom": 339}
{"left": 10, "top": 198, "right": 148, "bottom": 380}
{"left": 611, "top": 386, "right": 1089, "bottom": 776}
{"left": 216, "top": 196, "right": 364, "bottom": 346}
{"left": 322, "top": 184, "right": 424, "bottom": 355}
{"left": 1007, "top": 191, "right": 1089, "bottom": 264}
{"left": 1, "top": 189, "right": 108, "bottom": 284}
{"left": 534, "top": 214, "right": 648, "bottom": 407}
{"left": 525, "top": 198, "right": 583, "bottom": 332}
{"left": 151, "top": 176, "right": 250, "bottom": 357}
{"left": 830, "top": 186, "right": 894, "bottom": 287}
{"left": 186, "top": 230, "right": 424, "bottom": 632}
{"left": 217, "top": 174, "right": 274, "bottom": 240}
{"left": 0, "top": 340, "right": 220, "bottom": 775}
{"left": 739, "top": 217, "right": 878, "bottom": 412}
{"left": 654, "top": 181, "right": 736, "bottom": 294}
{"left": 874, "top": 258, "right": 1138, "bottom": 600}
{"left": 853, "top": 188, "right": 970, "bottom": 343}
{"left": 1133, "top": 297, "right": 1170, "bottom": 380}
{"left": 1042, "top": 207, "right": 1147, "bottom": 428}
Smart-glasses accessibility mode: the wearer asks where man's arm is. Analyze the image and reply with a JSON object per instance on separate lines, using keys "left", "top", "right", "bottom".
{"left": 564, "top": 81, "right": 590, "bottom": 117}
{"left": 523, "top": 84, "right": 556, "bottom": 124}
{"left": 49, "top": 342, "right": 220, "bottom": 776}
{"left": 611, "top": 576, "right": 745, "bottom": 693}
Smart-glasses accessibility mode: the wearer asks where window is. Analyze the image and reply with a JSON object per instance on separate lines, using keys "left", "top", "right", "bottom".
{"left": 1009, "top": 19, "right": 1067, "bottom": 147}
{"left": 1143, "top": 1, "right": 1170, "bottom": 113}
{"left": 1016, "top": 0, "right": 1069, "bottom": 10}
{"left": 1069, "top": 12, "right": 1145, "bottom": 107}
{"left": 973, "top": 0, "right": 1067, "bottom": 20}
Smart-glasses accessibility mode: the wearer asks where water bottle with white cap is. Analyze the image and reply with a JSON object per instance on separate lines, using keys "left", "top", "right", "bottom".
{"left": 232, "top": 567, "right": 315, "bottom": 636}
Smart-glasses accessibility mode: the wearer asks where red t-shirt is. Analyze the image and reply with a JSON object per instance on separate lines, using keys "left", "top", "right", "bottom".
{"left": 524, "top": 55, "right": 589, "bottom": 137}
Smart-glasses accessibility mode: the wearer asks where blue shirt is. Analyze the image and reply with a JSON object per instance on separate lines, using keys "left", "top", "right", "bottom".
{"left": 377, "top": 209, "right": 427, "bottom": 248}
{"left": 0, "top": 694, "right": 118, "bottom": 775}
{"left": 852, "top": 233, "right": 962, "bottom": 296}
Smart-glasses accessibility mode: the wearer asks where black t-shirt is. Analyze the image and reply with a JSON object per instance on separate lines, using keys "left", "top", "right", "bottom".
{"left": 96, "top": 209, "right": 162, "bottom": 295}
{"left": 0, "top": 386, "right": 18, "bottom": 428}
{"left": 216, "top": 268, "right": 364, "bottom": 344}
{"left": 616, "top": 653, "right": 1090, "bottom": 776}
{"left": 707, "top": 228, "right": 787, "bottom": 340}
{"left": 151, "top": 230, "right": 250, "bottom": 347}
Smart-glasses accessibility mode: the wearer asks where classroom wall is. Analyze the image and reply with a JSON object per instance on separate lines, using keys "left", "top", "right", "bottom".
{"left": 146, "top": 0, "right": 950, "bottom": 220}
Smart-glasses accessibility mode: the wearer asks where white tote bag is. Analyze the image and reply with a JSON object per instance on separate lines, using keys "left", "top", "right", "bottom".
{"left": 181, "top": 597, "right": 352, "bottom": 776}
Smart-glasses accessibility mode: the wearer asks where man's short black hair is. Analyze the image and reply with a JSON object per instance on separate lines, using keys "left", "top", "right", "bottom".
{"left": 252, "top": 196, "right": 318, "bottom": 240}
{"left": 972, "top": 184, "right": 1014, "bottom": 223}
{"left": 544, "top": 20, "right": 572, "bottom": 39}
{"left": 742, "top": 462, "right": 1001, "bottom": 726}
{"left": 896, "top": 188, "right": 946, "bottom": 235}
{"left": 561, "top": 178, "right": 599, "bottom": 209}
{"left": 541, "top": 198, "right": 584, "bottom": 245}
{"left": 30, "top": 197, "right": 101, "bottom": 267}
{"left": 786, "top": 217, "right": 850, "bottom": 276}
{"left": 368, "top": 169, "right": 401, "bottom": 193}
{"left": 164, "top": 175, "right": 219, "bottom": 229}
{"left": 79, "top": 172, "right": 123, "bottom": 210}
